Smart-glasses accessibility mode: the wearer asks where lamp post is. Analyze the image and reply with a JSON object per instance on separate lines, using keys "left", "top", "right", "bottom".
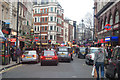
{"left": 81, "top": 19, "right": 84, "bottom": 42}
{"left": 16, "top": 0, "right": 19, "bottom": 63}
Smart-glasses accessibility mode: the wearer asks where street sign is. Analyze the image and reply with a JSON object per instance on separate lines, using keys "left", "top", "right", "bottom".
{"left": 104, "top": 24, "right": 112, "bottom": 31}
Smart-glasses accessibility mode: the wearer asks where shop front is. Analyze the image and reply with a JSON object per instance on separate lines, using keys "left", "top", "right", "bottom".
{"left": 0, "top": 30, "right": 10, "bottom": 65}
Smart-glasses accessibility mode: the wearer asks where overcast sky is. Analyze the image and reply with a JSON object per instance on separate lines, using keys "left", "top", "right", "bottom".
{"left": 57, "top": 0, "right": 94, "bottom": 24}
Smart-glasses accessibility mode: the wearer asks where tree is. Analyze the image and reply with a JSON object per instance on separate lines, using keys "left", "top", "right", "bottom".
{"left": 83, "top": 12, "right": 93, "bottom": 40}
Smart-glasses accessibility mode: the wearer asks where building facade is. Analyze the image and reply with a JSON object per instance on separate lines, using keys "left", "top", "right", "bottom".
{"left": 33, "top": 0, "right": 64, "bottom": 44}
{"left": 94, "top": 0, "right": 120, "bottom": 46}
{"left": 0, "top": 0, "right": 33, "bottom": 47}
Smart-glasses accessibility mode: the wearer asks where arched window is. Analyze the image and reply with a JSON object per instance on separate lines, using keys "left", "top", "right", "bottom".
{"left": 109, "top": 14, "right": 113, "bottom": 25}
{"left": 102, "top": 20, "right": 104, "bottom": 29}
{"left": 105, "top": 17, "right": 108, "bottom": 25}
{"left": 115, "top": 11, "right": 119, "bottom": 23}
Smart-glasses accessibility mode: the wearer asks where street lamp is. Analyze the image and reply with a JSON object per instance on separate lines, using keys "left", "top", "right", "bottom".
{"left": 81, "top": 19, "right": 84, "bottom": 42}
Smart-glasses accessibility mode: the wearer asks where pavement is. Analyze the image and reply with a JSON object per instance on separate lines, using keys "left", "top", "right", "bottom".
{"left": 2, "top": 56, "right": 94, "bottom": 78}
{"left": 0, "top": 60, "right": 19, "bottom": 72}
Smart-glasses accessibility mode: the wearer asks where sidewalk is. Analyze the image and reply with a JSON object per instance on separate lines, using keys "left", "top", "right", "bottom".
{"left": 0, "top": 61, "right": 19, "bottom": 72}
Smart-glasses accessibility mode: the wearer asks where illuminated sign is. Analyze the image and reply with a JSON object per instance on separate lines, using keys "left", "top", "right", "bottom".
{"left": 10, "top": 38, "right": 16, "bottom": 42}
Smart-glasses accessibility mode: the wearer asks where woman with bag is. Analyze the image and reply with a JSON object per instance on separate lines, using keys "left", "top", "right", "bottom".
{"left": 94, "top": 48, "right": 105, "bottom": 80}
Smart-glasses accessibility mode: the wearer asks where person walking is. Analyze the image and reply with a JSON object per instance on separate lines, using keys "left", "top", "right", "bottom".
{"left": 94, "top": 48, "right": 105, "bottom": 80}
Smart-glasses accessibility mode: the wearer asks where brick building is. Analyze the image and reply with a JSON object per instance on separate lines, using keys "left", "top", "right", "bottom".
{"left": 33, "top": 0, "right": 64, "bottom": 44}
{"left": 94, "top": 0, "right": 120, "bottom": 46}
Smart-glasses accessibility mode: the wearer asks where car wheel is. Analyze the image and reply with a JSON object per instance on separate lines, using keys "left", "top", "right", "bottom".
{"left": 78, "top": 55, "right": 80, "bottom": 58}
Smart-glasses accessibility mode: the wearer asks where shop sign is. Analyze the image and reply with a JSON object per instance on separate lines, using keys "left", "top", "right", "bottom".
{"left": 104, "top": 24, "right": 112, "bottom": 31}
{"left": 105, "top": 37, "right": 110, "bottom": 41}
{"left": 111, "top": 36, "right": 118, "bottom": 41}
{"left": 10, "top": 38, "right": 16, "bottom": 42}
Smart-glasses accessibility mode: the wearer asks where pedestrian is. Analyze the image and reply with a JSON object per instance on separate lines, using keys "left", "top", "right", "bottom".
{"left": 94, "top": 48, "right": 105, "bottom": 80}
{"left": 107, "top": 46, "right": 112, "bottom": 59}
{"left": 75, "top": 47, "right": 79, "bottom": 57}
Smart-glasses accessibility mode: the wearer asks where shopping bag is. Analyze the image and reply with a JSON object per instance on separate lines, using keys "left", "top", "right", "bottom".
{"left": 94, "top": 68, "right": 97, "bottom": 78}
{"left": 91, "top": 66, "right": 95, "bottom": 77}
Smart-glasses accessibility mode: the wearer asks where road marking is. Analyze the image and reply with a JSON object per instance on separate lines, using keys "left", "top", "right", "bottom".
{"left": 0, "top": 64, "right": 22, "bottom": 74}
{"left": 72, "top": 76, "right": 77, "bottom": 78}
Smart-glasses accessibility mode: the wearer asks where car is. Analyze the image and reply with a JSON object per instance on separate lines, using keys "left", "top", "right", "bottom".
{"left": 78, "top": 47, "right": 86, "bottom": 59}
{"left": 56, "top": 47, "right": 71, "bottom": 62}
{"left": 85, "top": 47, "right": 99, "bottom": 65}
{"left": 40, "top": 50, "right": 58, "bottom": 66}
{"left": 105, "top": 46, "right": 120, "bottom": 79}
{"left": 21, "top": 50, "right": 40, "bottom": 63}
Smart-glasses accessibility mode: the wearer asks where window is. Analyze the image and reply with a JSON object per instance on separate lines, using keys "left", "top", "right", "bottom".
{"left": 42, "top": 36, "right": 44, "bottom": 40}
{"left": 50, "top": 17, "right": 53, "bottom": 21}
{"left": 38, "top": 9, "right": 40, "bottom": 13}
{"left": 45, "top": 26, "right": 47, "bottom": 30}
{"left": 54, "top": 17, "right": 56, "bottom": 21}
{"left": 34, "top": 26, "right": 36, "bottom": 31}
{"left": 54, "top": 35, "right": 56, "bottom": 40}
{"left": 109, "top": 15, "right": 113, "bottom": 25}
{"left": 27, "top": 21, "right": 29, "bottom": 25}
{"left": 38, "top": 17, "right": 40, "bottom": 22}
{"left": 45, "top": 17, "right": 47, "bottom": 22}
{"left": 45, "top": 8, "right": 47, "bottom": 13}
{"left": 57, "top": 10, "right": 59, "bottom": 14}
{"left": 42, "top": 9, "right": 44, "bottom": 13}
{"left": 115, "top": 11, "right": 119, "bottom": 23}
{"left": 54, "top": 26, "right": 56, "bottom": 30}
{"left": 50, "top": 35, "right": 52, "bottom": 40}
{"left": 105, "top": 18, "right": 107, "bottom": 25}
{"left": 38, "top": 26, "right": 39, "bottom": 31}
{"left": 42, "top": 26, "right": 44, "bottom": 31}
{"left": 45, "top": 36, "right": 47, "bottom": 39}
{"left": 50, "top": 26, "right": 53, "bottom": 30}
{"left": 57, "top": 19, "right": 58, "bottom": 23}
{"left": 51, "top": 7, "right": 53, "bottom": 12}
{"left": 57, "top": 27, "right": 58, "bottom": 32}
{"left": 35, "top": 18, "right": 37, "bottom": 22}
{"left": 55, "top": 8, "right": 56, "bottom": 12}
{"left": 35, "top": 9, "right": 37, "bottom": 13}
{"left": 51, "top": 0, "right": 53, "bottom": 2}
{"left": 42, "top": 18, "right": 44, "bottom": 22}
{"left": 102, "top": 21, "right": 104, "bottom": 29}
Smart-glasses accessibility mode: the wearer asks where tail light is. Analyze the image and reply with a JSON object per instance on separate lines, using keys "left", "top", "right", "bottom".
{"left": 53, "top": 56, "right": 58, "bottom": 59}
{"left": 22, "top": 55, "right": 25, "bottom": 58}
{"left": 33, "top": 55, "right": 37, "bottom": 58}
{"left": 40, "top": 56, "right": 45, "bottom": 59}
{"left": 90, "top": 55, "right": 92, "bottom": 59}
{"left": 69, "top": 54, "right": 71, "bottom": 56}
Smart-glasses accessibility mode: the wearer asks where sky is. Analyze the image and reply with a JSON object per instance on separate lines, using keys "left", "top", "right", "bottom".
{"left": 57, "top": 0, "right": 94, "bottom": 24}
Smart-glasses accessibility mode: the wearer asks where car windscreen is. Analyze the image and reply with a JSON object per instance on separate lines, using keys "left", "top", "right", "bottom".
{"left": 89, "top": 49, "right": 98, "bottom": 53}
{"left": 58, "top": 48, "right": 68, "bottom": 52}
{"left": 44, "top": 51, "right": 55, "bottom": 56}
{"left": 24, "top": 51, "right": 36, "bottom": 55}
{"left": 80, "top": 48, "right": 85, "bottom": 52}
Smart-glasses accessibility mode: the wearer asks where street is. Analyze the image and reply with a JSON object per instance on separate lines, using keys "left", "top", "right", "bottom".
{"left": 2, "top": 56, "right": 93, "bottom": 78}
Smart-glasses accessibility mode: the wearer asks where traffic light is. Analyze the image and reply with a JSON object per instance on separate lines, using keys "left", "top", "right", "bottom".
{"left": 48, "top": 40, "right": 51, "bottom": 44}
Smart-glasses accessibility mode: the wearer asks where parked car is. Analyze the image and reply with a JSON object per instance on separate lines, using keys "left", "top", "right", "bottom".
{"left": 105, "top": 46, "right": 120, "bottom": 79}
{"left": 56, "top": 47, "right": 71, "bottom": 62}
{"left": 21, "top": 50, "right": 40, "bottom": 63}
{"left": 78, "top": 47, "right": 86, "bottom": 59}
{"left": 85, "top": 47, "right": 99, "bottom": 65}
{"left": 40, "top": 50, "right": 58, "bottom": 66}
